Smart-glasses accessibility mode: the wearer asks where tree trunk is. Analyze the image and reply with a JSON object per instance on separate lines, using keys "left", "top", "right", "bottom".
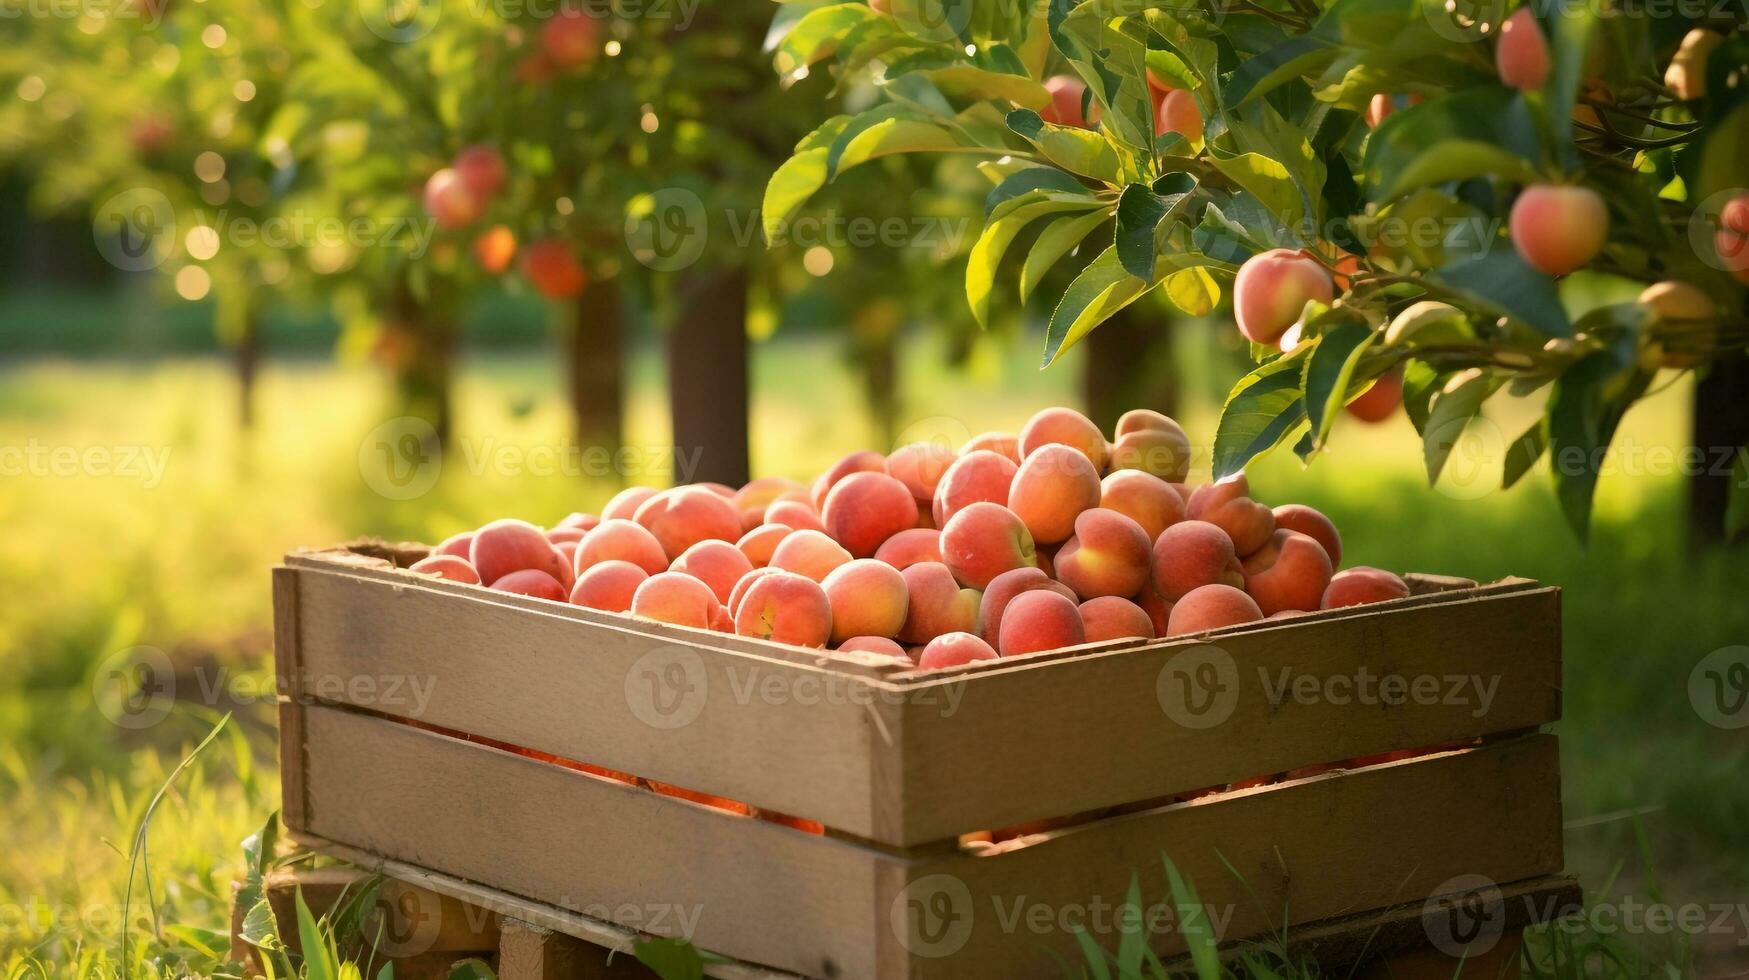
{"left": 236, "top": 303, "right": 261, "bottom": 429}
{"left": 1081, "top": 303, "right": 1178, "bottom": 432}
{"left": 567, "top": 276, "right": 626, "bottom": 473}
{"left": 863, "top": 335, "right": 899, "bottom": 451}
{"left": 389, "top": 279, "right": 456, "bottom": 449}
{"left": 668, "top": 267, "right": 750, "bottom": 487}
{"left": 1688, "top": 351, "right": 1749, "bottom": 550}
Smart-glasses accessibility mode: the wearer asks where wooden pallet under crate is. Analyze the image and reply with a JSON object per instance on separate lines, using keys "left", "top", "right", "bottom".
{"left": 273, "top": 544, "right": 1569, "bottom": 979}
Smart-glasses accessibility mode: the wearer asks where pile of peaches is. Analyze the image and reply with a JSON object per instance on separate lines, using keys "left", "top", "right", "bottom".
{"left": 410, "top": 407, "right": 1411, "bottom": 668}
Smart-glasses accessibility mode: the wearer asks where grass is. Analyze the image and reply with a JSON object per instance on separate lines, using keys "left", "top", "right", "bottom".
{"left": 1, "top": 323, "right": 1745, "bottom": 976}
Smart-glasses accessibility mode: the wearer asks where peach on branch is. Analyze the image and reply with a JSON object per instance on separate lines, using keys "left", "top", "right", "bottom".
{"left": 734, "top": 571, "right": 833, "bottom": 647}
{"left": 1079, "top": 596, "right": 1155, "bottom": 643}
{"left": 873, "top": 527, "right": 942, "bottom": 570}
{"left": 568, "top": 559, "right": 649, "bottom": 613}
{"left": 1156, "top": 88, "right": 1202, "bottom": 142}
{"left": 520, "top": 238, "right": 587, "bottom": 299}
{"left": 421, "top": 168, "right": 481, "bottom": 230}
{"left": 1166, "top": 584, "right": 1263, "bottom": 636}
{"left": 574, "top": 518, "right": 668, "bottom": 577}
{"left": 409, "top": 554, "right": 481, "bottom": 585}
{"left": 453, "top": 144, "right": 506, "bottom": 200}
{"left": 822, "top": 471, "right": 917, "bottom": 558}
{"left": 939, "top": 501, "right": 1038, "bottom": 589}
{"left": 472, "top": 225, "right": 517, "bottom": 275}
{"left": 997, "top": 590, "right": 1086, "bottom": 656}
{"left": 1241, "top": 530, "right": 1334, "bottom": 616}
{"left": 1151, "top": 519, "right": 1245, "bottom": 601}
{"left": 630, "top": 571, "right": 719, "bottom": 629}
{"left": 1345, "top": 369, "right": 1403, "bottom": 423}
{"left": 1040, "top": 75, "right": 1095, "bottom": 129}
{"left": 1008, "top": 444, "right": 1102, "bottom": 545}
{"left": 1053, "top": 508, "right": 1152, "bottom": 600}
{"left": 1509, "top": 184, "right": 1607, "bottom": 276}
{"left": 1495, "top": 8, "right": 1550, "bottom": 90}
{"left": 542, "top": 9, "right": 600, "bottom": 68}
{"left": 1666, "top": 29, "right": 1724, "bottom": 100}
{"left": 821, "top": 559, "right": 909, "bottom": 644}
{"left": 769, "top": 529, "right": 853, "bottom": 583}
{"left": 1233, "top": 249, "right": 1333, "bottom": 345}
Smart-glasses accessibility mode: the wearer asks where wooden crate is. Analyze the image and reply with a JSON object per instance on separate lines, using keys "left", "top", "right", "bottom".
{"left": 275, "top": 545, "right": 1565, "bottom": 979}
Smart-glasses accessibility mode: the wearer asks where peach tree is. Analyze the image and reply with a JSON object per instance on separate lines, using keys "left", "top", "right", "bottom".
{"left": 764, "top": 0, "right": 1749, "bottom": 539}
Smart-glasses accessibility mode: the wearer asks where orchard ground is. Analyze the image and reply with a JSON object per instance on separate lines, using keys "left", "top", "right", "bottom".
{"left": 2, "top": 326, "right": 1746, "bottom": 971}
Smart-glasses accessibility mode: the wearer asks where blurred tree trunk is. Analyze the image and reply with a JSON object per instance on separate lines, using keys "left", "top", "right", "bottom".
{"left": 853, "top": 297, "right": 905, "bottom": 450}
{"left": 389, "top": 278, "right": 455, "bottom": 449}
{"left": 1688, "top": 351, "right": 1749, "bottom": 550}
{"left": 567, "top": 276, "right": 625, "bottom": 473}
{"left": 1082, "top": 303, "right": 1178, "bottom": 431}
{"left": 235, "top": 303, "right": 261, "bottom": 429}
{"left": 669, "top": 267, "right": 750, "bottom": 487}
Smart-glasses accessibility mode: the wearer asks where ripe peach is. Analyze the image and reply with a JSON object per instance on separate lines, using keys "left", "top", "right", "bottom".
{"left": 1322, "top": 566, "right": 1411, "bottom": 609}
{"left": 671, "top": 539, "right": 755, "bottom": 604}
{"left": 453, "top": 144, "right": 506, "bottom": 200}
{"left": 473, "top": 225, "right": 517, "bottom": 275}
{"left": 1108, "top": 419, "right": 1191, "bottom": 482}
{"left": 710, "top": 603, "right": 734, "bottom": 633}
{"left": 1270, "top": 504, "right": 1342, "bottom": 566}
{"left": 1166, "top": 584, "right": 1263, "bottom": 636}
{"left": 769, "top": 529, "right": 853, "bottom": 582}
{"left": 839, "top": 635, "right": 909, "bottom": 659}
{"left": 630, "top": 571, "right": 718, "bottom": 628}
{"left": 471, "top": 518, "right": 571, "bottom": 587}
{"left": 1100, "top": 470, "right": 1185, "bottom": 543}
{"left": 541, "top": 9, "right": 599, "bottom": 68}
{"left": 552, "top": 542, "right": 578, "bottom": 586}
{"left": 1018, "top": 406, "right": 1108, "bottom": 470}
{"left": 733, "top": 477, "right": 805, "bottom": 522}
{"left": 568, "top": 559, "right": 648, "bottom": 612}
{"left": 434, "top": 531, "right": 474, "bottom": 559}
{"left": 998, "top": 590, "right": 1086, "bottom": 656}
{"left": 822, "top": 471, "right": 917, "bottom": 558}
{"left": 491, "top": 569, "right": 568, "bottom": 601}
{"left": 410, "top": 554, "right": 481, "bottom": 585}
{"left": 734, "top": 571, "right": 833, "bottom": 648}
{"left": 939, "top": 502, "right": 1038, "bottom": 589}
{"left": 1365, "top": 93, "right": 1394, "bottom": 128}
{"left": 1008, "top": 444, "right": 1102, "bottom": 545}
{"left": 602, "top": 486, "right": 657, "bottom": 522}
{"left": 1510, "top": 184, "right": 1607, "bottom": 276}
{"left": 1233, "top": 249, "right": 1333, "bottom": 345}
{"left": 422, "top": 168, "right": 481, "bottom": 230}
{"left": 812, "top": 450, "right": 886, "bottom": 508}
{"left": 1496, "top": 8, "right": 1549, "bottom": 90}
{"left": 634, "top": 487, "right": 743, "bottom": 560}
{"left": 1079, "top": 596, "right": 1155, "bottom": 643}
{"left": 557, "top": 512, "right": 601, "bottom": 531}
{"left": 1185, "top": 476, "right": 1275, "bottom": 555}
{"left": 918, "top": 632, "right": 999, "bottom": 670}
{"left": 873, "top": 528, "right": 942, "bottom": 570}
{"left": 1041, "top": 75, "right": 1095, "bottom": 129}
{"left": 821, "top": 559, "right": 909, "bottom": 644}
{"left": 1241, "top": 529, "right": 1334, "bottom": 616}
{"left": 1151, "top": 519, "right": 1245, "bottom": 601}
{"left": 1346, "top": 369, "right": 1403, "bottom": 422}
{"left": 933, "top": 450, "right": 1018, "bottom": 525}
{"left": 1054, "top": 508, "right": 1152, "bottom": 600}
{"left": 736, "top": 523, "right": 792, "bottom": 567}
{"left": 976, "top": 567, "right": 1076, "bottom": 648}
{"left": 574, "top": 519, "right": 668, "bottom": 577}
{"left": 727, "top": 566, "right": 779, "bottom": 617}
{"left": 885, "top": 442, "right": 958, "bottom": 504}
{"left": 520, "top": 238, "right": 587, "bottom": 299}
{"left": 1157, "top": 88, "right": 1202, "bottom": 142}
{"left": 765, "top": 499, "right": 826, "bottom": 534}
{"left": 897, "top": 561, "right": 981, "bottom": 644}
{"left": 1137, "top": 585, "right": 1173, "bottom": 637}
{"left": 1666, "top": 28, "right": 1724, "bottom": 100}
{"left": 545, "top": 526, "right": 587, "bottom": 545}
{"left": 964, "top": 431, "right": 1021, "bottom": 463}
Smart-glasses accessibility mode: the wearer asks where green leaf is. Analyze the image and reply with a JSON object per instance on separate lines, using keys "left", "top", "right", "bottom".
{"left": 762, "top": 148, "right": 828, "bottom": 243}
{"left": 1115, "top": 183, "right": 1171, "bottom": 279}
{"left": 1020, "top": 209, "right": 1112, "bottom": 302}
{"left": 375, "top": 962, "right": 396, "bottom": 980}
{"left": 825, "top": 106, "right": 963, "bottom": 179}
{"left": 1546, "top": 351, "right": 1649, "bottom": 542}
{"left": 1401, "top": 358, "right": 1443, "bottom": 434}
{"left": 1041, "top": 247, "right": 1153, "bottom": 366}
{"left": 985, "top": 167, "right": 1089, "bottom": 215}
{"left": 1423, "top": 368, "right": 1497, "bottom": 486}
{"left": 1225, "top": 34, "right": 1339, "bottom": 108}
{"left": 1434, "top": 250, "right": 1572, "bottom": 337}
{"left": 1303, "top": 319, "right": 1378, "bottom": 445}
{"left": 1544, "top": 1, "right": 1598, "bottom": 168}
{"left": 1161, "top": 266, "right": 1221, "bottom": 316}
{"left": 1502, "top": 419, "right": 1548, "bottom": 490}
{"left": 968, "top": 195, "right": 1105, "bottom": 325}
{"left": 775, "top": 4, "right": 874, "bottom": 75}
{"left": 1164, "top": 857, "right": 1222, "bottom": 980}
{"left": 295, "top": 889, "right": 339, "bottom": 980}
{"left": 445, "top": 957, "right": 495, "bottom": 980}
{"left": 1362, "top": 89, "right": 1542, "bottom": 201}
{"left": 1209, "top": 152, "right": 1304, "bottom": 229}
{"left": 1212, "top": 348, "right": 1312, "bottom": 479}
{"left": 1116, "top": 873, "right": 1146, "bottom": 979}
{"left": 923, "top": 66, "right": 1050, "bottom": 109}
{"left": 634, "top": 938, "right": 707, "bottom": 980}
{"left": 1143, "top": 49, "right": 1197, "bottom": 91}
{"left": 1006, "top": 109, "right": 1121, "bottom": 182}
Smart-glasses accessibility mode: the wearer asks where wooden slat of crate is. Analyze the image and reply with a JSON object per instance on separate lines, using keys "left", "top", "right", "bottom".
{"left": 291, "top": 705, "right": 1561, "bottom": 980}
{"left": 278, "top": 556, "right": 1559, "bottom": 847}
